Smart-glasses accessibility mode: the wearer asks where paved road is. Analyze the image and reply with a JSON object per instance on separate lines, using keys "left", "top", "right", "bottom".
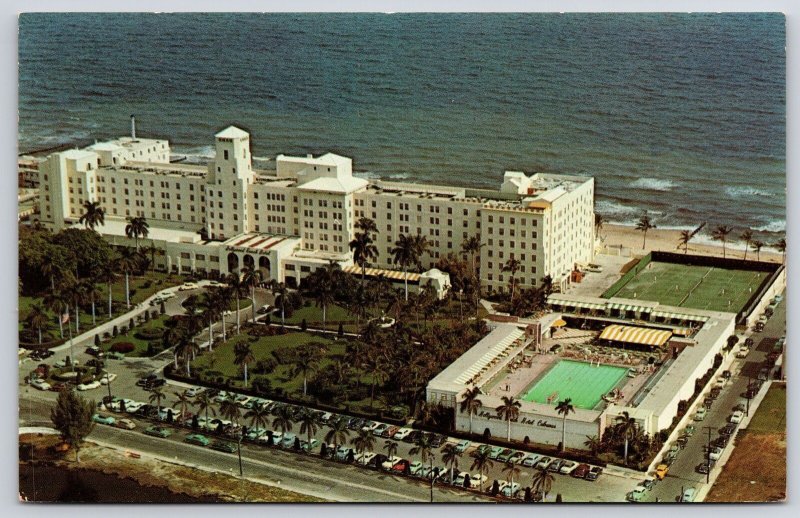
{"left": 643, "top": 296, "right": 786, "bottom": 503}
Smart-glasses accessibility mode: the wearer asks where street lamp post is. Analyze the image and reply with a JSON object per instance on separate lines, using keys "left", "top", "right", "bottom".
{"left": 703, "top": 426, "right": 714, "bottom": 484}
{"left": 429, "top": 453, "right": 435, "bottom": 503}
{"left": 746, "top": 376, "right": 752, "bottom": 416}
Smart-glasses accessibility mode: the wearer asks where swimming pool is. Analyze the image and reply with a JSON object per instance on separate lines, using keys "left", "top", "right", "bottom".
{"left": 520, "top": 360, "right": 628, "bottom": 409}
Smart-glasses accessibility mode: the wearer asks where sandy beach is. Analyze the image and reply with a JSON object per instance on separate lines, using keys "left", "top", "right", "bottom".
{"left": 601, "top": 224, "right": 783, "bottom": 264}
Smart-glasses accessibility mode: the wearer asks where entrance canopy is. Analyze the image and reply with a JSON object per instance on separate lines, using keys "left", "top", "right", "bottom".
{"left": 599, "top": 324, "right": 672, "bottom": 348}
{"left": 342, "top": 265, "right": 420, "bottom": 283}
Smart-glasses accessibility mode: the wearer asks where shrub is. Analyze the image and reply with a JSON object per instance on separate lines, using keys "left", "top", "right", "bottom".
{"left": 160, "top": 301, "right": 166, "bottom": 315}
{"left": 103, "top": 332, "right": 111, "bottom": 340}
{"left": 94, "top": 335, "right": 101, "bottom": 347}
{"left": 301, "top": 319, "right": 307, "bottom": 331}
{"left": 338, "top": 323, "right": 344, "bottom": 337}
{"left": 265, "top": 316, "right": 271, "bottom": 326}
{"left": 136, "top": 327, "right": 164, "bottom": 341}
{"left": 151, "top": 310, "right": 159, "bottom": 319}
{"left": 112, "top": 326, "right": 118, "bottom": 337}
{"left": 120, "top": 326, "right": 128, "bottom": 335}
{"left": 129, "top": 318, "right": 135, "bottom": 329}
{"left": 144, "top": 311, "right": 150, "bottom": 323}
{"left": 110, "top": 342, "right": 135, "bottom": 353}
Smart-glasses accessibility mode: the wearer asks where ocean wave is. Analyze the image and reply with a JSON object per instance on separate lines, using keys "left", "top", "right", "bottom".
{"left": 724, "top": 186, "right": 775, "bottom": 198}
{"left": 178, "top": 145, "right": 216, "bottom": 159}
{"left": 595, "top": 200, "right": 643, "bottom": 216}
{"left": 754, "top": 219, "right": 785, "bottom": 233}
{"left": 630, "top": 178, "right": 677, "bottom": 191}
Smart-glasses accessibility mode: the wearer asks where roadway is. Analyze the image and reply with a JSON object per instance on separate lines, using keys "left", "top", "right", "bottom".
{"left": 643, "top": 295, "right": 786, "bottom": 502}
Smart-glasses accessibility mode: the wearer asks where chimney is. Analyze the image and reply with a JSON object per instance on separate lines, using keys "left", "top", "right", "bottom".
{"left": 130, "top": 115, "right": 136, "bottom": 140}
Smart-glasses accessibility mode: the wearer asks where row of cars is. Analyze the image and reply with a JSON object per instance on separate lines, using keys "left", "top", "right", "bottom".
{"left": 475, "top": 444, "right": 603, "bottom": 481}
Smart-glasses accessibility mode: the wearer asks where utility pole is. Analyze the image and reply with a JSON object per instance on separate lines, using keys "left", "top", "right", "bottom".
{"left": 746, "top": 376, "right": 752, "bottom": 416}
{"left": 703, "top": 426, "right": 714, "bottom": 484}
{"left": 429, "top": 453, "right": 436, "bottom": 503}
{"left": 237, "top": 430, "right": 244, "bottom": 477}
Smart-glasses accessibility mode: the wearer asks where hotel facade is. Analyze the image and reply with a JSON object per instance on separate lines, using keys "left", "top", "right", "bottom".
{"left": 38, "top": 125, "right": 595, "bottom": 292}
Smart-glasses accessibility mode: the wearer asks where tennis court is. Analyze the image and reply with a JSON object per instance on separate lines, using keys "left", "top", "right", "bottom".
{"left": 609, "top": 262, "right": 768, "bottom": 313}
{"left": 520, "top": 360, "right": 628, "bottom": 410}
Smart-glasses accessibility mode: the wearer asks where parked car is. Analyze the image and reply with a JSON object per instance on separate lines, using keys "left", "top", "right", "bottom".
{"left": 547, "top": 459, "right": 564, "bottom": 472}
{"left": 488, "top": 446, "right": 505, "bottom": 460}
{"left": 536, "top": 457, "right": 553, "bottom": 470}
{"left": 693, "top": 408, "right": 707, "bottom": 421}
{"left": 709, "top": 447, "right": 724, "bottom": 461}
{"left": 383, "top": 426, "right": 400, "bottom": 438}
{"left": 185, "top": 387, "right": 204, "bottom": 398}
{"left": 467, "top": 474, "right": 487, "bottom": 489}
{"left": 210, "top": 440, "right": 237, "bottom": 453}
{"left": 522, "top": 454, "right": 541, "bottom": 467}
{"left": 30, "top": 379, "right": 51, "bottom": 391}
{"left": 92, "top": 414, "right": 116, "bottom": 425}
{"left": 496, "top": 449, "right": 514, "bottom": 462}
{"left": 572, "top": 463, "right": 591, "bottom": 479}
{"left": 455, "top": 439, "right": 471, "bottom": 453}
{"left": 115, "top": 418, "right": 136, "bottom": 430}
{"left": 335, "top": 445, "right": 354, "bottom": 462}
{"left": 300, "top": 439, "right": 320, "bottom": 452}
{"left": 381, "top": 455, "right": 403, "bottom": 470}
{"left": 430, "top": 434, "right": 445, "bottom": 448}
{"left": 355, "top": 451, "right": 377, "bottom": 466}
{"left": 681, "top": 487, "right": 697, "bottom": 502}
{"left": 372, "top": 423, "right": 390, "bottom": 436}
{"left": 77, "top": 380, "right": 101, "bottom": 391}
{"left": 719, "top": 423, "right": 737, "bottom": 436}
{"left": 184, "top": 434, "right": 210, "bottom": 446}
{"left": 559, "top": 461, "right": 578, "bottom": 475}
{"left": 654, "top": 464, "right": 669, "bottom": 480}
{"left": 627, "top": 486, "right": 646, "bottom": 502}
{"left": 99, "top": 373, "right": 117, "bottom": 385}
{"left": 501, "top": 482, "right": 521, "bottom": 497}
{"left": 143, "top": 426, "right": 172, "bottom": 438}
{"left": 639, "top": 478, "right": 656, "bottom": 490}
{"left": 105, "top": 352, "right": 126, "bottom": 360}
{"left": 730, "top": 411, "right": 745, "bottom": 424}
{"left": 683, "top": 424, "right": 696, "bottom": 437}
{"left": 409, "top": 461, "right": 424, "bottom": 476}
{"left": 736, "top": 346, "right": 750, "bottom": 358}
{"left": 179, "top": 282, "right": 199, "bottom": 291}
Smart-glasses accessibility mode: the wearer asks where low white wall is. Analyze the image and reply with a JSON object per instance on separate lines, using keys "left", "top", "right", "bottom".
{"left": 744, "top": 267, "right": 785, "bottom": 329}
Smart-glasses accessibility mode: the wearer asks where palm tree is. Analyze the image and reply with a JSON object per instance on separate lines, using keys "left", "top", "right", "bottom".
{"left": 531, "top": 466, "right": 555, "bottom": 501}
{"left": 502, "top": 460, "right": 522, "bottom": 492}
{"left": 677, "top": 230, "right": 692, "bottom": 255}
{"left": 79, "top": 201, "right": 105, "bottom": 231}
{"left": 270, "top": 280, "right": 288, "bottom": 326}
{"left": 391, "top": 234, "right": 416, "bottom": 301}
{"left": 584, "top": 435, "right": 601, "bottom": 455}
{"left": 441, "top": 443, "right": 462, "bottom": 485}
{"left": 233, "top": 341, "right": 255, "bottom": 388}
{"left": 615, "top": 411, "right": 638, "bottom": 466}
{"left": 311, "top": 261, "right": 340, "bottom": 332}
{"left": 80, "top": 279, "right": 101, "bottom": 327}
{"left": 226, "top": 272, "right": 245, "bottom": 334}
{"left": 43, "top": 289, "right": 68, "bottom": 339}
{"left": 461, "top": 234, "right": 483, "bottom": 274}
{"left": 65, "top": 278, "right": 85, "bottom": 335}
{"left": 594, "top": 213, "right": 605, "bottom": 238}
{"left": 175, "top": 338, "right": 197, "bottom": 376}
{"left": 290, "top": 347, "right": 319, "bottom": 396}
{"left": 459, "top": 386, "right": 483, "bottom": 435}
{"left": 213, "top": 286, "right": 231, "bottom": 342}
{"left": 148, "top": 386, "right": 166, "bottom": 416}
{"left": 97, "top": 261, "right": 117, "bottom": 318}
{"left": 740, "top": 229, "right": 754, "bottom": 260}
{"left": 245, "top": 402, "right": 270, "bottom": 433}
{"left": 636, "top": 212, "right": 655, "bottom": 249}
{"left": 351, "top": 428, "right": 376, "bottom": 458}
{"left": 271, "top": 404, "right": 295, "bottom": 434}
{"left": 324, "top": 418, "right": 351, "bottom": 450}
{"left": 200, "top": 291, "right": 220, "bottom": 351}
{"left": 410, "top": 432, "right": 435, "bottom": 467}
{"left": 350, "top": 217, "right": 378, "bottom": 285}
{"left": 193, "top": 392, "right": 217, "bottom": 430}
{"left": 172, "top": 390, "right": 193, "bottom": 423}
{"left": 40, "top": 260, "right": 65, "bottom": 296}
{"left": 774, "top": 238, "right": 786, "bottom": 264}
{"left": 751, "top": 240, "right": 765, "bottom": 261}
{"left": 711, "top": 225, "right": 734, "bottom": 259}
{"left": 241, "top": 266, "right": 262, "bottom": 323}
{"left": 502, "top": 257, "right": 521, "bottom": 303}
{"left": 296, "top": 408, "right": 321, "bottom": 447}
{"left": 125, "top": 216, "right": 149, "bottom": 250}
{"left": 469, "top": 448, "right": 493, "bottom": 493}
{"left": 383, "top": 439, "right": 399, "bottom": 459}
{"left": 496, "top": 396, "right": 521, "bottom": 441}
{"left": 219, "top": 396, "right": 241, "bottom": 426}
{"left": 116, "top": 247, "right": 139, "bottom": 309}
{"left": 555, "top": 398, "right": 575, "bottom": 452}
{"left": 25, "top": 304, "right": 49, "bottom": 345}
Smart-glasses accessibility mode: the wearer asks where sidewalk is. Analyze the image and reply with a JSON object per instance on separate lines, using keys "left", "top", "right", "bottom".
{"left": 51, "top": 281, "right": 213, "bottom": 355}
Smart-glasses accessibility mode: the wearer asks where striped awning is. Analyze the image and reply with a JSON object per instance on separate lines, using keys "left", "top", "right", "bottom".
{"left": 652, "top": 310, "right": 709, "bottom": 322}
{"left": 599, "top": 324, "right": 672, "bottom": 348}
{"left": 607, "top": 303, "right": 652, "bottom": 313}
{"left": 547, "top": 296, "right": 606, "bottom": 310}
{"left": 342, "top": 265, "right": 421, "bottom": 283}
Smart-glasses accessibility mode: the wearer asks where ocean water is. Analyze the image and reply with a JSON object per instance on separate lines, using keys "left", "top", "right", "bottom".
{"left": 18, "top": 13, "right": 785, "bottom": 238}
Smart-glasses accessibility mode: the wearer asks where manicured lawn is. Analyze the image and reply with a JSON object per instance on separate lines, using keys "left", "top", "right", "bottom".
{"left": 100, "top": 314, "right": 171, "bottom": 358}
{"left": 19, "top": 271, "right": 183, "bottom": 345}
{"left": 747, "top": 383, "right": 786, "bottom": 434}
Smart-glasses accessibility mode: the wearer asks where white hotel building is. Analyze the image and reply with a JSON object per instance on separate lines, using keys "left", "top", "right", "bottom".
{"left": 38, "top": 125, "right": 595, "bottom": 292}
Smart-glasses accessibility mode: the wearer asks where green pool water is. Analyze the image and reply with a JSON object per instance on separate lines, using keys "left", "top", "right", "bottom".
{"left": 520, "top": 360, "right": 628, "bottom": 409}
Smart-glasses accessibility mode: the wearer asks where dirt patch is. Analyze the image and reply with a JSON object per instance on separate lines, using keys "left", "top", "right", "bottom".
{"left": 19, "top": 434, "right": 326, "bottom": 503}
{"left": 705, "top": 432, "right": 786, "bottom": 502}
